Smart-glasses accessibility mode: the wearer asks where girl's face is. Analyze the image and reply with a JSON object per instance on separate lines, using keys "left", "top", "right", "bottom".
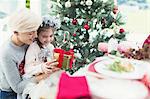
{"left": 38, "top": 28, "right": 54, "bottom": 46}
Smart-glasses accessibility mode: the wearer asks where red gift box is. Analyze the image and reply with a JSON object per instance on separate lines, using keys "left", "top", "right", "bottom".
{"left": 54, "top": 48, "right": 74, "bottom": 69}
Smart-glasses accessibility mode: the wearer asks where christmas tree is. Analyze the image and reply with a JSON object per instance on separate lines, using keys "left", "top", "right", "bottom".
{"left": 49, "top": 0, "right": 127, "bottom": 73}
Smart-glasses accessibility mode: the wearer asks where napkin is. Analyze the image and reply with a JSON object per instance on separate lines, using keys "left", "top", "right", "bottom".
{"left": 88, "top": 60, "right": 101, "bottom": 72}
{"left": 56, "top": 72, "right": 92, "bottom": 99}
{"left": 143, "top": 35, "right": 150, "bottom": 45}
{"left": 140, "top": 74, "right": 150, "bottom": 90}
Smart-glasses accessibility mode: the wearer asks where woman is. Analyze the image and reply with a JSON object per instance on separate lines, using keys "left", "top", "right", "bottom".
{"left": 0, "top": 8, "right": 55, "bottom": 99}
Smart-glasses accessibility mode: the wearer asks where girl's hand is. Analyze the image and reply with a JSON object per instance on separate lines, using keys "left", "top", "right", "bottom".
{"left": 41, "top": 59, "right": 59, "bottom": 74}
{"left": 45, "top": 59, "right": 58, "bottom": 66}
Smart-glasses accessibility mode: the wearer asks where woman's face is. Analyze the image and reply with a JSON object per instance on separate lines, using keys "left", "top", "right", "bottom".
{"left": 17, "top": 31, "right": 37, "bottom": 45}
{"left": 38, "top": 28, "right": 54, "bottom": 46}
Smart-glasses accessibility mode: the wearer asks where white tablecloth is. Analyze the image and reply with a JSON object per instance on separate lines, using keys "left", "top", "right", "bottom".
{"left": 29, "top": 58, "right": 150, "bottom": 99}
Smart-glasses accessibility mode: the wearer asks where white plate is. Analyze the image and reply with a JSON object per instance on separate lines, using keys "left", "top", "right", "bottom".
{"left": 94, "top": 58, "right": 147, "bottom": 79}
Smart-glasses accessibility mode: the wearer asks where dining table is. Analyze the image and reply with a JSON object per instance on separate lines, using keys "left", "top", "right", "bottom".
{"left": 29, "top": 56, "right": 150, "bottom": 99}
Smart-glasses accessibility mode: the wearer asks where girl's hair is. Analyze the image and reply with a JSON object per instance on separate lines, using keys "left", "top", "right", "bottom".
{"left": 9, "top": 8, "right": 42, "bottom": 33}
{"left": 36, "top": 15, "right": 61, "bottom": 48}
{"left": 37, "top": 15, "right": 61, "bottom": 36}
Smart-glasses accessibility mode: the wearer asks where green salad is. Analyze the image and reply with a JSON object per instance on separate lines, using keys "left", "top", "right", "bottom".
{"left": 107, "top": 60, "right": 134, "bottom": 73}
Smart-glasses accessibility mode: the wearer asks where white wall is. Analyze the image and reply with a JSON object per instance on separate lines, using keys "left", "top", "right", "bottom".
{"left": 30, "top": 0, "right": 41, "bottom": 16}
{"left": 119, "top": 5, "right": 150, "bottom": 44}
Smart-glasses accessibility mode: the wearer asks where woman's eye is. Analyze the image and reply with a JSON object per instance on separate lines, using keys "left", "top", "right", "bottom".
{"left": 43, "top": 36, "right": 47, "bottom": 38}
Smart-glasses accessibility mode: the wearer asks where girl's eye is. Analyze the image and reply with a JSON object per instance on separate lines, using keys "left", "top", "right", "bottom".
{"left": 50, "top": 35, "right": 54, "bottom": 37}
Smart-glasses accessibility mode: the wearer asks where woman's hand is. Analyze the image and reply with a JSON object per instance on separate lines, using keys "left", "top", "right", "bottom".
{"left": 35, "top": 73, "right": 50, "bottom": 82}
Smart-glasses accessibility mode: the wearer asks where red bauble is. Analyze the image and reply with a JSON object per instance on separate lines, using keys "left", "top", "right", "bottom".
{"left": 119, "top": 28, "right": 125, "bottom": 33}
{"left": 84, "top": 24, "right": 90, "bottom": 30}
{"left": 73, "top": 33, "right": 77, "bottom": 37}
{"left": 72, "top": 19, "right": 78, "bottom": 25}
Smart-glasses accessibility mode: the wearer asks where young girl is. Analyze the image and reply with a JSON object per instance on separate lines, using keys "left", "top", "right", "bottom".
{"left": 23, "top": 15, "right": 61, "bottom": 81}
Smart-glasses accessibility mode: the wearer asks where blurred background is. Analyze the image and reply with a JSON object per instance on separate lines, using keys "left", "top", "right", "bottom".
{"left": 0, "top": 0, "right": 150, "bottom": 45}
